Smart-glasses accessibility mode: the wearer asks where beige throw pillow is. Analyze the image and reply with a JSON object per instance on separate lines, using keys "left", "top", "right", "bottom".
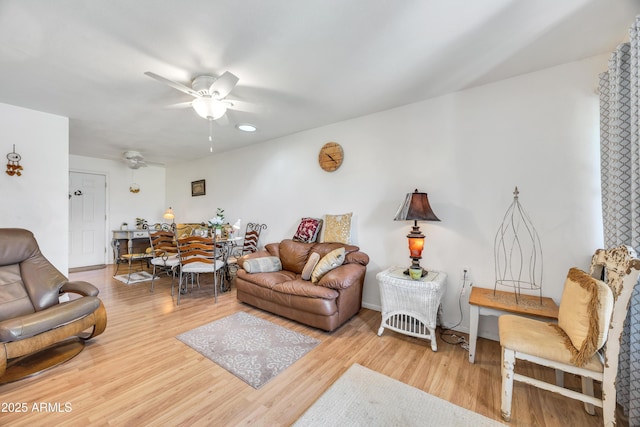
{"left": 301, "top": 252, "right": 321, "bottom": 281}
{"left": 321, "top": 213, "right": 352, "bottom": 244}
{"left": 311, "top": 247, "right": 345, "bottom": 284}
{"left": 555, "top": 267, "right": 613, "bottom": 366}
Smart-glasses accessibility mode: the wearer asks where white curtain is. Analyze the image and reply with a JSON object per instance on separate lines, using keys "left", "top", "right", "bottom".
{"left": 599, "top": 16, "right": 640, "bottom": 424}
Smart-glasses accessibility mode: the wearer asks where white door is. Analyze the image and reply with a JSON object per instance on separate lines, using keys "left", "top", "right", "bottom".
{"left": 69, "top": 172, "right": 107, "bottom": 268}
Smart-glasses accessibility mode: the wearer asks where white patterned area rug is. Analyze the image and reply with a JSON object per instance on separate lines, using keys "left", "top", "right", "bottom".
{"left": 293, "top": 364, "right": 506, "bottom": 427}
{"left": 113, "top": 271, "right": 154, "bottom": 285}
{"left": 176, "top": 312, "right": 320, "bottom": 389}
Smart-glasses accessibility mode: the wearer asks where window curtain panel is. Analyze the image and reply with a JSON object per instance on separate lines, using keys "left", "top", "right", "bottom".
{"left": 599, "top": 16, "right": 640, "bottom": 424}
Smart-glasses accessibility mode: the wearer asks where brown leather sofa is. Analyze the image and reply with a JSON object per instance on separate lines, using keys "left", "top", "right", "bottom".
{"left": 235, "top": 239, "right": 369, "bottom": 331}
{"left": 0, "top": 228, "right": 107, "bottom": 383}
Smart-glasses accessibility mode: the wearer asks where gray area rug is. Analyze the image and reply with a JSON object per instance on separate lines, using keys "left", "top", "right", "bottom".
{"left": 294, "top": 363, "right": 506, "bottom": 427}
{"left": 176, "top": 311, "right": 320, "bottom": 389}
{"left": 113, "top": 271, "right": 154, "bottom": 284}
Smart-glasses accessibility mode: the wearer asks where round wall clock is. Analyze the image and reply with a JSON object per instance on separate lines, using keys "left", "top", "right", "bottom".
{"left": 318, "top": 142, "right": 344, "bottom": 172}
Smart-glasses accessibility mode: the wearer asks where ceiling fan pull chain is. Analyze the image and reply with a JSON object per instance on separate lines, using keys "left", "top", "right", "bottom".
{"left": 209, "top": 119, "right": 214, "bottom": 153}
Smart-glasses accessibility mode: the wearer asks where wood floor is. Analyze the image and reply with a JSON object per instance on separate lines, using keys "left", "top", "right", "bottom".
{"left": 0, "top": 266, "right": 607, "bottom": 426}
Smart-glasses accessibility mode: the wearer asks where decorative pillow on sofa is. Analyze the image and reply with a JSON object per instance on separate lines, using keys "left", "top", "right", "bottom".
{"left": 311, "top": 247, "right": 345, "bottom": 284}
{"left": 243, "top": 256, "right": 283, "bottom": 273}
{"left": 554, "top": 267, "right": 613, "bottom": 366}
{"left": 320, "top": 213, "right": 352, "bottom": 244}
{"left": 301, "top": 252, "right": 321, "bottom": 281}
{"left": 292, "top": 217, "right": 323, "bottom": 243}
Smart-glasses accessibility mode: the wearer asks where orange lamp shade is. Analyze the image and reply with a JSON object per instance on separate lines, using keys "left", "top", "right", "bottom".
{"left": 408, "top": 235, "right": 425, "bottom": 258}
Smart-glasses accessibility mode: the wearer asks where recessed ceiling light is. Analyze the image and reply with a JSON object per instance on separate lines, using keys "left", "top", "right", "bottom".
{"left": 236, "top": 123, "right": 257, "bottom": 132}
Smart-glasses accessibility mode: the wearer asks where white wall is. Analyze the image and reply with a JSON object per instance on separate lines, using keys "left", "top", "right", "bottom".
{"left": 0, "top": 103, "right": 69, "bottom": 272}
{"left": 166, "top": 54, "right": 607, "bottom": 340}
{"left": 0, "top": 104, "right": 69, "bottom": 274}
{"left": 69, "top": 155, "right": 167, "bottom": 263}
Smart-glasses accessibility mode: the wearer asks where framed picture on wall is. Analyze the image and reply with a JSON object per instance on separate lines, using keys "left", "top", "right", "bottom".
{"left": 191, "top": 179, "right": 206, "bottom": 197}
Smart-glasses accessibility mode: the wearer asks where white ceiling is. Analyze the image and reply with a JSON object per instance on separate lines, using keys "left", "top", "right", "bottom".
{"left": 1, "top": 0, "right": 639, "bottom": 165}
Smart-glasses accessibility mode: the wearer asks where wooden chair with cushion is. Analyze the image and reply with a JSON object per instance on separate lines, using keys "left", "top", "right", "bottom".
{"left": 0, "top": 228, "right": 107, "bottom": 384}
{"left": 175, "top": 234, "right": 227, "bottom": 305}
{"left": 499, "top": 245, "right": 640, "bottom": 426}
{"left": 148, "top": 223, "right": 180, "bottom": 293}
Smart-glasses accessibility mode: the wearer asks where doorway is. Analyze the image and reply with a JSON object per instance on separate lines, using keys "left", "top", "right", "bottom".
{"left": 69, "top": 171, "right": 107, "bottom": 268}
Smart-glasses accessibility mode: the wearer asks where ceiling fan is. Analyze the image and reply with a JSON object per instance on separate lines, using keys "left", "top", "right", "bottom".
{"left": 144, "top": 71, "right": 240, "bottom": 121}
{"left": 123, "top": 151, "right": 147, "bottom": 169}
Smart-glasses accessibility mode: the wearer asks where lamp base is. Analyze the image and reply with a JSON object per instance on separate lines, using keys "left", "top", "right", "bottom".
{"left": 403, "top": 267, "right": 428, "bottom": 278}
{"left": 404, "top": 258, "right": 428, "bottom": 278}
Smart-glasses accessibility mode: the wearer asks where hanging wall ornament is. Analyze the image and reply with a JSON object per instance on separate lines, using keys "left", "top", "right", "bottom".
{"left": 129, "top": 183, "right": 140, "bottom": 193}
{"left": 6, "top": 145, "right": 23, "bottom": 176}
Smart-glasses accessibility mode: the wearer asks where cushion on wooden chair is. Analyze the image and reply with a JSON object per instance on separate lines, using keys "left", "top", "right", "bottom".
{"left": 498, "top": 315, "right": 603, "bottom": 372}
{"left": 554, "top": 268, "right": 613, "bottom": 366}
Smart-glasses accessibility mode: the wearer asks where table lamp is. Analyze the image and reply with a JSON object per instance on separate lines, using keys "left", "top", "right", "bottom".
{"left": 163, "top": 207, "right": 175, "bottom": 223}
{"left": 393, "top": 189, "right": 440, "bottom": 277}
{"left": 232, "top": 219, "right": 242, "bottom": 237}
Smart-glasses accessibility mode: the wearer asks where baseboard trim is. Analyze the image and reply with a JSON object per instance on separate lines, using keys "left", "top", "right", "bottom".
{"left": 362, "top": 302, "right": 380, "bottom": 312}
{"left": 69, "top": 264, "right": 106, "bottom": 273}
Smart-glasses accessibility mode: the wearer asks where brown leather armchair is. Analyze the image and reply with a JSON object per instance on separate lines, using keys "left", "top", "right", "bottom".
{"left": 0, "top": 228, "right": 107, "bottom": 384}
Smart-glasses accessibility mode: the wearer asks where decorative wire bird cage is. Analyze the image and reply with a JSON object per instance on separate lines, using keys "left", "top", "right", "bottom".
{"left": 494, "top": 187, "right": 543, "bottom": 304}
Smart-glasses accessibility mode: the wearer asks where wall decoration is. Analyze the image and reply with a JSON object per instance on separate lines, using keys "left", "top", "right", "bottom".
{"left": 192, "top": 179, "right": 206, "bottom": 196}
{"left": 494, "top": 187, "right": 543, "bottom": 304}
{"left": 6, "top": 145, "right": 23, "bottom": 176}
{"left": 318, "top": 142, "right": 344, "bottom": 172}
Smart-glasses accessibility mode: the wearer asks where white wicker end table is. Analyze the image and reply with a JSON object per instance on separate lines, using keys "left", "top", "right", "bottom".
{"left": 377, "top": 267, "right": 447, "bottom": 351}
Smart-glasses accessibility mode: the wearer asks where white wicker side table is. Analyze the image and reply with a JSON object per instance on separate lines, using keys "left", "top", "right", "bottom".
{"left": 377, "top": 267, "right": 447, "bottom": 351}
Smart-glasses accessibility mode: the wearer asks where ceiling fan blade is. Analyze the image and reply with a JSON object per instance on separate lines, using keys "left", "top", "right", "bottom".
{"left": 144, "top": 71, "right": 200, "bottom": 98}
{"left": 166, "top": 101, "right": 194, "bottom": 109}
{"left": 225, "top": 99, "right": 261, "bottom": 113}
{"left": 209, "top": 71, "right": 239, "bottom": 99}
{"left": 123, "top": 150, "right": 144, "bottom": 161}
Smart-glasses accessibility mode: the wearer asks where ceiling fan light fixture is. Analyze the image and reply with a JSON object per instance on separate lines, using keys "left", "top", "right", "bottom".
{"left": 236, "top": 123, "right": 257, "bottom": 132}
{"left": 192, "top": 97, "right": 227, "bottom": 120}
{"left": 122, "top": 150, "right": 147, "bottom": 169}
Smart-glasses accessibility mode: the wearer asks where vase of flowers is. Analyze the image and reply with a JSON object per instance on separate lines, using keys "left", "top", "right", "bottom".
{"left": 208, "top": 208, "right": 225, "bottom": 236}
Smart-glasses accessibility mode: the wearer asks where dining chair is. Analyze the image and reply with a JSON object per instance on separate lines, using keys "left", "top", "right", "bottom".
{"left": 175, "top": 234, "right": 226, "bottom": 305}
{"left": 227, "top": 222, "right": 267, "bottom": 275}
{"left": 499, "top": 245, "right": 640, "bottom": 426}
{"left": 113, "top": 229, "right": 154, "bottom": 284}
{"left": 148, "top": 223, "right": 180, "bottom": 293}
